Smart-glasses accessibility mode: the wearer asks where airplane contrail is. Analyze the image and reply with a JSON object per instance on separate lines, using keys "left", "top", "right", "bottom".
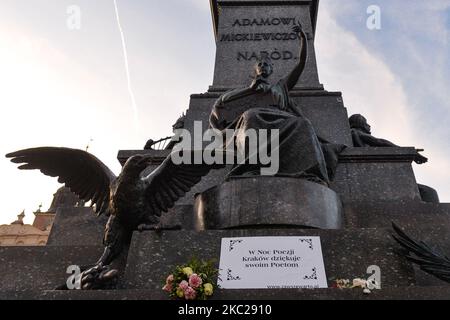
{"left": 113, "top": 0, "right": 139, "bottom": 131}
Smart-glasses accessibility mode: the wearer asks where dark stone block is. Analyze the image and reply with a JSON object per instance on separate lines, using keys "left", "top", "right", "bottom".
{"left": 210, "top": 0, "right": 321, "bottom": 39}
{"left": 389, "top": 223, "right": 450, "bottom": 287}
{"left": 117, "top": 148, "right": 425, "bottom": 223}
{"left": 0, "top": 291, "right": 39, "bottom": 300}
{"left": 47, "top": 207, "right": 107, "bottom": 246}
{"left": 339, "top": 146, "right": 419, "bottom": 161}
{"left": 209, "top": 286, "right": 450, "bottom": 300}
{"left": 343, "top": 201, "right": 450, "bottom": 229}
{"left": 342, "top": 201, "right": 450, "bottom": 286}
{"left": 195, "top": 177, "right": 343, "bottom": 230}
{"left": 212, "top": 285, "right": 450, "bottom": 300}
{"left": 37, "top": 290, "right": 162, "bottom": 301}
{"left": 291, "top": 93, "right": 352, "bottom": 146}
{"left": 160, "top": 205, "right": 195, "bottom": 230}
{"left": 184, "top": 95, "right": 217, "bottom": 135}
{"left": 117, "top": 147, "right": 426, "bottom": 234}
{"left": 211, "top": 1, "right": 322, "bottom": 89}
{"left": 123, "top": 229, "right": 415, "bottom": 291}
{"left": 413, "top": 266, "right": 450, "bottom": 287}
{"left": 184, "top": 91, "right": 352, "bottom": 146}
{"left": 332, "top": 148, "right": 421, "bottom": 202}
{"left": 5, "top": 285, "right": 450, "bottom": 300}
{"left": 0, "top": 246, "right": 104, "bottom": 291}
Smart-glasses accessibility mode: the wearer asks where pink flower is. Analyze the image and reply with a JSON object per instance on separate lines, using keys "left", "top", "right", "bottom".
{"left": 179, "top": 280, "right": 189, "bottom": 290}
{"left": 162, "top": 283, "right": 173, "bottom": 292}
{"left": 184, "top": 286, "right": 197, "bottom": 300}
{"left": 166, "top": 274, "right": 174, "bottom": 284}
{"left": 189, "top": 274, "right": 203, "bottom": 289}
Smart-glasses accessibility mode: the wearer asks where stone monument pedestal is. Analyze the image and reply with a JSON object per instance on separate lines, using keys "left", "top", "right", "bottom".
{"left": 194, "top": 177, "right": 343, "bottom": 230}
{"left": 1, "top": 0, "right": 449, "bottom": 301}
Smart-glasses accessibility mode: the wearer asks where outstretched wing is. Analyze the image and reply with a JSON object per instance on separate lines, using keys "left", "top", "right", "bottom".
{"left": 392, "top": 223, "right": 450, "bottom": 283}
{"left": 6, "top": 147, "right": 116, "bottom": 215}
{"left": 143, "top": 151, "right": 224, "bottom": 217}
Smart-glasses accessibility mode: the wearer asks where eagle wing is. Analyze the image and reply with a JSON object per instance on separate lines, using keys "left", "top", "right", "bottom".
{"left": 142, "top": 151, "right": 224, "bottom": 217}
{"left": 6, "top": 147, "right": 116, "bottom": 216}
{"left": 392, "top": 223, "right": 450, "bottom": 283}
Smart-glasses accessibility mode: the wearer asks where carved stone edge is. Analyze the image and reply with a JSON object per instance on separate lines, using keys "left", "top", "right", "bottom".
{"left": 339, "top": 147, "right": 419, "bottom": 163}
{"left": 198, "top": 89, "right": 338, "bottom": 98}
{"left": 210, "top": 0, "right": 320, "bottom": 40}
{"left": 118, "top": 147, "right": 419, "bottom": 167}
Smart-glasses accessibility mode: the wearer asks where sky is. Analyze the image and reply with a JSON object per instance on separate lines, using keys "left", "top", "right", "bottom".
{"left": 0, "top": 0, "right": 449, "bottom": 225}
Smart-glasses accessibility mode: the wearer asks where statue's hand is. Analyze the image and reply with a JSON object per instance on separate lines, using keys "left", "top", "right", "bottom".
{"left": 293, "top": 22, "right": 305, "bottom": 33}
{"left": 414, "top": 152, "right": 428, "bottom": 165}
{"left": 292, "top": 23, "right": 307, "bottom": 40}
{"left": 250, "top": 77, "right": 265, "bottom": 92}
{"left": 292, "top": 25, "right": 302, "bottom": 34}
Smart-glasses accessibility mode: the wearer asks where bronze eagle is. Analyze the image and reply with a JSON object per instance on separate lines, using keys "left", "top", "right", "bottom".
{"left": 7, "top": 147, "right": 217, "bottom": 289}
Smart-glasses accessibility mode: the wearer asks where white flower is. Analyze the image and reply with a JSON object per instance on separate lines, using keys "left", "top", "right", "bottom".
{"left": 352, "top": 278, "right": 367, "bottom": 288}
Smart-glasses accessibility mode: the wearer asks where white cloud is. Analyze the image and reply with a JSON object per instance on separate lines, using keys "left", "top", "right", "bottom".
{"left": 0, "top": 30, "right": 131, "bottom": 224}
{"left": 0, "top": 2, "right": 217, "bottom": 225}
{"left": 316, "top": 5, "right": 415, "bottom": 144}
{"left": 187, "top": 0, "right": 211, "bottom": 13}
{"left": 316, "top": 2, "right": 450, "bottom": 202}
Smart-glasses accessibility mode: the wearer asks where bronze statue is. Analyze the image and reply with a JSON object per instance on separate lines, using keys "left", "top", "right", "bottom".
{"left": 144, "top": 139, "right": 155, "bottom": 150}
{"left": 392, "top": 223, "right": 450, "bottom": 283}
{"left": 210, "top": 24, "right": 344, "bottom": 184}
{"left": 173, "top": 112, "right": 186, "bottom": 131}
{"left": 6, "top": 24, "right": 345, "bottom": 289}
{"left": 6, "top": 147, "right": 216, "bottom": 289}
{"left": 349, "top": 114, "right": 428, "bottom": 164}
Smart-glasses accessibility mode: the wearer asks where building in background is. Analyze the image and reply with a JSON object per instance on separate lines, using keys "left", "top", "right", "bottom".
{"left": 0, "top": 187, "right": 81, "bottom": 246}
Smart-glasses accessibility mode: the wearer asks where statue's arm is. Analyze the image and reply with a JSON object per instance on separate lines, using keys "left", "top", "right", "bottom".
{"left": 284, "top": 25, "right": 308, "bottom": 91}
{"left": 219, "top": 76, "right": 266, "bottom": 104}
{"left": 359, "top": 132, "right": 398, "bottom": 147}
{"left": 219, "top": 87, "right": 254, "bottom": 104}
{"left": 365, "top": 135, "right": 429, "bottom": 164}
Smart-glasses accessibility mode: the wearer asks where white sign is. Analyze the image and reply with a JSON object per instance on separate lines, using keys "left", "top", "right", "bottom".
{"left": 218, "top": 237, "right": 328, "bottom": 289}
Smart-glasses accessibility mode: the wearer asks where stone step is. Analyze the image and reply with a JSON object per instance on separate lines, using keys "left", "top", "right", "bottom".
{"left": 123, "top": 226, "right": 450, "bottom": 290}
{"left": 118, "top": 148, "right": 424, "bottom": 205}
{"left": 2, "top": 226, "right": 448, "bottom": 293}
{"left": 45, "top": 201, "right": 450, "bottom": 244}
{"left": 0, "top": 246, "right": 104, "bottom": 291}
{"left": 122, "top": 229, "right": 418, "bottom": 291}
{"left": 1, "top": 286, "right": 450, "bottom": 300}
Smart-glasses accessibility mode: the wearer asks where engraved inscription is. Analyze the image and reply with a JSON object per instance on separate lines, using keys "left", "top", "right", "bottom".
{"left": 220, "top": 16, "right": 301, "bottom": 61}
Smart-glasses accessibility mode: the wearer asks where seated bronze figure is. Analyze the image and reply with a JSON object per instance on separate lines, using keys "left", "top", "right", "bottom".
{"left": 349, "top": 114, "right": 427, "bottom": 164}
{"left": 210, "top": 24, "right": 344, "bottom": 185}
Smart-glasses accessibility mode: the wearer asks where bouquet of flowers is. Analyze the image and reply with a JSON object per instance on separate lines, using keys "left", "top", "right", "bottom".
{"left": 163, "top": 258, "right": 218, "bottom": 300}
{"left": 330, "top": 278, "right": 379, "bottom": 294}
